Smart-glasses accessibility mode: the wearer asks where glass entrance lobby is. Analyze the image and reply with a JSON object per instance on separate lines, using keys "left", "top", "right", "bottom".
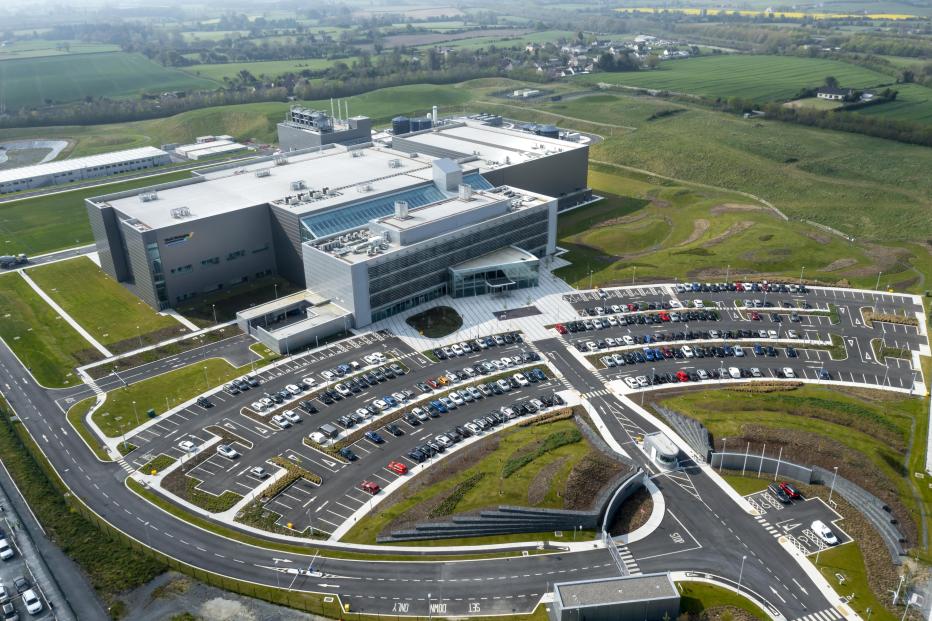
{"left": 449, "top": 246, "right": 540, "bottom": 298}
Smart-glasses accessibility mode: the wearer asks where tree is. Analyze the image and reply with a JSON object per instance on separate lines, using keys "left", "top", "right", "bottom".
{"left": 824, "top": 75, "right": 839, "bottom": 88}
{"left": 645, "top": 55, "right": 661, "bottom": 69}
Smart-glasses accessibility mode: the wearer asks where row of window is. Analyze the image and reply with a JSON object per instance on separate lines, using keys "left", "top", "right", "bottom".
{"left": 1, "top": 159, "right": 158, "bottom": 188}
{"left": 169, "top": 264, "right": 193, "bottom": 274}
{"left": 171, "top": 270, "right": 272, "bottom": 304}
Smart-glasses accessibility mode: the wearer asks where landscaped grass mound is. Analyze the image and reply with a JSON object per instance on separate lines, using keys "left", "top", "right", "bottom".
{"left": 405, "top": 305, "right": 463, "bottom": 338}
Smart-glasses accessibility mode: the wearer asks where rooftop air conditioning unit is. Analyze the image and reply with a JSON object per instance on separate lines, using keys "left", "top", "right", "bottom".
{"left": 458, "top": 184, "right": 473, "bottom": 201}
{"left": 139, "top": 191, "right": 158, "bottom": 202}
{"left": 388, "top": 159, "right": 402, "bottom": 168}
{"left": 290, "top": 180, "right": 306, "bottom": 191}
{"left": 170, "top": 206, "right": 193, "bottom": 219}
{"left": 255, "top": 169, "right": 271, "bottom": 178}
{"left": 394, "top": 200, "right": 409, "bottom": 219}
{"left": 275, "top": 156, "right": 288, "bottom": 166}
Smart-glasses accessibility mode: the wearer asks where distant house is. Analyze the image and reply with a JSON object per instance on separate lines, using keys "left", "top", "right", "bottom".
{"left": 816, "top": 87, "right": 853, "bottom": 101}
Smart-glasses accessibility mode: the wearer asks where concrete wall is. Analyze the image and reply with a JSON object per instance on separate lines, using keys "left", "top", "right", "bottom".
{"left": 551, "top": 596, "right": 681, "bottom": 621}
{"left": 86, "top": 202, "right": 130, "bottom": 283}
{"left": 302, "top": 244, "right": 370, "bottom": 324}
{"left": 277, "top": 119, "right": 372, "bottom": 152}
{"left": 710, "top": 451, "right": 813, "bottom": 484}
{"left": 251, "top": 315, "right": 347, "bottom": 354}
{"left": 119, "top": 224, "right": 160, "bottom": 309}
{"left": 481, "top": 147, "right": 589, "bottom": 210}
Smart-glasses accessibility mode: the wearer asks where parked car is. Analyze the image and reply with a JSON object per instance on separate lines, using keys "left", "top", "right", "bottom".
{"left": 0, "top": 540, "right": 14, "bottom": 561}
{"left": 21, "top": 590, "right": 41, "bottom": 615}
{"left": 249, "top": 466, "right": 269, "bottom": 479}
{"left": 359, "top": 480, "right": 381, "bottom": 495}
{"left": 216, "top": 444, "right": 240, "bottom": 459}
{"left": 178, "top": 440, "right": 197, "bottom": 453}
{"left": 767, "top": 483, "right": 791, "bottom": 504}
{"left": 779, "top": 481, "right": 802, "bottom": 499}
{"left": 811, "top": 520, "right": 838, "bottom": 545}
{"left": 387, "top": 461, "right": 408, "bottom": 475}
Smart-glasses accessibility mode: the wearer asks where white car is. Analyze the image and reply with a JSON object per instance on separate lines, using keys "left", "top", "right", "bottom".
{"left": 513, "top": 373, "right": 529, "bottom": 386}
{"left": 282, "top": 410, "right": 302, "bottom": 424}
{"left": 465, "top": 422, "right": 482, "bottom": 435}
{"left": 530, "top": 398, "right": 545, "bottom": 410}
{"left": 249, "top": 466, "right": 269, "bottom": 479}
{"left": 435, "top": 435, "right": 454, "bottom": 448}
{"left": 301, "top": 377, "right": 316, "bottom": 389}
{"left": 767, "top": 330, "right": 778, "bottom": 339}
{"left": 636, "top": 375, "right": 649, "bottom": 388}
{"left": 335, "top": 383, "right": 351, "bottom": 397}
{"left": 782, "top": 367, "right": 796, "bottom": 378}
{"left": 693, "top": 299, "right": 704, "bottom": 308}
{"left": 624, "top": 376, "right": 639, "bottom": 389}
{"left": 607, "top": 316, "right": 619, "bottom": 327}
{"left": 391, "top": 391, "right": 408, "bottom": 403}
{"left": 697, "top": 369, "right": 709, "bottom": 380}
{"left": 216, "top": 444, "right": 240, "bottom": 459}
{"left": 811, "top": 520, "right": 838, "bottom": 545}
{"left": 321, "top": 370, "right": 336, "bottom": 381}
{"left": 750, "top": 367, "right": 763, "bottom": 378}
{"left": 728, "top": 367, "right": 742, "bottom": 379}
{"left": 178, "top": 440, "right": 197, "bottom": 453}
{"left": 734, "top": 346, "right": 745, "bottom": 357}
{"left": 496, "top": 379, "right": 512, "bottom": 392}
{"left": 0, "top": 539, "right": 14, "bottom": 561}
{"left": 681, "top": 345, "right": 694, "bottom": 358}
{"left": 586, "top": 342, "right": 599, "bottom": 352}
{"left": 669, "top": 299, "right": 683, "bottom": 309}
{"left": 500, "top": 406, "right": 516, "bottom": 419}
{"left": 285, "top": 384, "right": 302, "bottom": 396}
{"left": 250, "top": 401, "right": 265, "bottom": 411}
{"left": 271, "top": 414, "right": 291, "bottom": 428}
{"left": 450, "top": 392, "right": 465, "bottom": 406}
{"left": 22, "top": 589, "right": 42, "bottom": 615}
{"left": 259, "top": 397, "right": 273, "bottom": 408}
{"left": 451, "top": 344, "right": 464, "bottom": 356}
{"left": 601, "top": 356, "right": 616, "bottom": 368}
{"left": 412, "top": 407, "right": 429, "bottom": 421}
{"left": 372, "top": 399, "right": 389, "bottom": 411}
{"left": 364, "top": 353, "right": 385, "bottom": 365}
{"left": 612, "top": 354, "right": 626, "bottom": 366}
{"left": 308, "top": 432, "right": 327, "bottom": 444}
{"left": 786, "top": 330, "right": 799, "bottom": 339}
{"left": 355, "top": 407, "right": 371, "bottom": 420}
{"left": 622, "top": 335, "right": 635, "bottom": 346}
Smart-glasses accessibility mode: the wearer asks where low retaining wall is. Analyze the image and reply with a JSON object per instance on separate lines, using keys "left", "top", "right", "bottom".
{"left": 710, "top": 451, "right": 813, "bottom": 484}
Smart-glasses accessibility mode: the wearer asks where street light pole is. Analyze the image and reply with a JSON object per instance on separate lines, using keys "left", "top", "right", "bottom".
{"left": 427, "top": 593, "right": 432, "bottom": 621}
{"left": 737, "top": 555, "right": 747, "bottom": 591}
{"left": 799, "top": 266, "right": 805, "bottom": 285}
{"left": 828, "top": 466, "right": 839, "bottom": 504}
{"left": 132, "top": 400, "right": 140, "bottom": 427}
{"left": 212, "top": 303, "right": 217, "bottom": 325}
{"left": 876, "top": 272, "right": 882, "bottom": 290}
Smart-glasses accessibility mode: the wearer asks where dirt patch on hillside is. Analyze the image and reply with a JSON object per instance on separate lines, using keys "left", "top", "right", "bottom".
{"left": 650, "top": 198, "right": 672, "bottom": 209}
{"left": 710, "top": 203, "right": 767, "bottom": 215}
{"left": 704, "top": 220, "right": 755, "bottom": 247}
{"left": 598, "top": 211, "right": 653, "bottom": 227}
{"left": 802, "top": 230, "right": 833, "bottom": 244}
{"left": 675, "top": 218, "right": 710, "bottom": 246}
{"left": 527, "top": 456, "right": 568, "bottom": 505}
{"left": 822, "top": 257, "right": 858, "bottom": 272}
{"left": 837, "top": 242, "right": 906, "bottom": 277}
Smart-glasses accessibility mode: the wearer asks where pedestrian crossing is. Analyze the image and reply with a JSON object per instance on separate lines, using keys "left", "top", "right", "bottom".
{"left": 792, "top": 608, "right": 842, "bottom": 621}
{"left": 583, "top": 388, "right": 610, "bottom": 398}
{"left": 754, "top": 515, "right": 784, "bottom": 539}
{"left": 117, "top": 458, "right": 135, "bottom": 474}
{"left": 616, "top": 544, "right": 641, "bottom": 575}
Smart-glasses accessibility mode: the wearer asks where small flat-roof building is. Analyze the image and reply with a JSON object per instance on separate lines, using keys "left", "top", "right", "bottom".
{"left": 0, "top": 146, "right": 170, "bottom": 194}
{"left": 551, "top": 574, "right": 680, "bottom": 621}
{"left": 278, "top": 107, "right": 373, "bottom": 151}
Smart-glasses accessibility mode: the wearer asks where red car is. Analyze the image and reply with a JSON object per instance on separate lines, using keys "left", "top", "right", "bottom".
{"left": 555, "top": 323, "right": 567, "bottom": 335}
{"left": 779, "top": 482, "right": 802, "bottom": 499}
{"left": 675, "top": 370, "right": 690, "bottom": 382}
{"left": 359, "top": 480, "right": 381, "bottom": 495}
{"left": 750, "top": 311, "right": 761, "bottom": 321}
{"left": 735, "top": 283, "right": 745, "bottom": 291}
{"left": 659, "top": 312, "right": 671, "bottom": 322}
{"left": 426, "top": 378, "right": 439, "bottom": 389}
{"left": 387, "top": 461, "right": 408, "bottom": 475}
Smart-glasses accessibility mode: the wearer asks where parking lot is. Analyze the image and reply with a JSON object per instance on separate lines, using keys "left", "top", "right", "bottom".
{"left": 0, "top": 521, "right": 51, "bottom": 621}
{"left": 748, "top": 489, "right": 852, "bottom": 555}
{"left": 125, "top": 329, "right": 564, "bottom": 536}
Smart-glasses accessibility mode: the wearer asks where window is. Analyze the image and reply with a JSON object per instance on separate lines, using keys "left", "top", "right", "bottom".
{"left": 201, "top": 257, "right": 219, "bottom": 267}
{"left": 252, "top": 243, "right": 270, "bottom": 254}
{"left": 226, "top": 250, "right": 246, "bottom": 261}
{"left": 170, "top": 264, "right": 193, "bottom": 274}
{"left": 164, "top": 233, "right": 192, "bottom": 246}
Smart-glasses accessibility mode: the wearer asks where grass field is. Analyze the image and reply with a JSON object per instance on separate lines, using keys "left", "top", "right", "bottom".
{"left": 0, "top": 52, "right": 217, "bottom": 110}
{"left": 577, "top": 55, "right": 891, "bottom": 102}
{"left": 495, "top": 91, "right": 932, "bottom": 247}
{"left": 28, "top": 257, "right": 185, "bottom": 350}
{"left": 183, "top": 57, "right": 359, "bottom": 82}
{"left": 677, "top": 582, "right": 769, "bottom": 619}
{"left": 855, "top": 83, "right": 932, "bottom": 124}
{"left": 0, "top": 169, "right": 194, "bottom": 255}
{"left": 553, "top": 165, "right": 929, "bottom": 291}
{"left": 0, "top": 272, "right": 97, "bottom": 387}
{"left": 92, "top": 343, "right": 277, "bottom": 438}
{"left": 305, "top": 83, "right": 474, "bottom": 123}
{"left": 342, "top": 417, "right": 613, "bottom": 545}
{"left": 0, "top": 39, "right": 120, "bottom": 60}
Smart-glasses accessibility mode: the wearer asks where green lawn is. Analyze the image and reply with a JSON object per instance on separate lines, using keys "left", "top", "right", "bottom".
{"left": 405, "top": 306, "right": 463, "bottom": 338}
{"left": 815, "top": 541, "right": 897, "bottom": 621}
{"left": 0, "top": 169, "right": 193, "bottom": 255}
{"left": 0, "top": 39, "right": 121, "bottom": 60}
{"left": 677, "top": 581, "right": 769, "bottom": 619}
{"left": 182, "top": 57, "right": 359, "bottom": 82}
{"left": 342, "top": 418, "right": 604, "bottom": 545}
{"left": 577, "top": 55, "right": 891, "bottom": 102}
{"left": 0, "top": 52, "right": 217, "bottom": 109}
{"left": 0, "top": 272, "right": 98, "bottom": 387}
{"left": 66, "top": 397, "right": 110, "bottom": 461}
{"left": 28, "top": 257, "right": 185, "bottom": 350}
{"left": 92, "top": 344, "right": 277, "bottom": 438}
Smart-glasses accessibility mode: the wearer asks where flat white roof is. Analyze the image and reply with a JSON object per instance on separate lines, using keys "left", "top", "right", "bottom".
{"left": 0, "top": 146, "right": 168, "bottom": 184}
{"left": 103, "top": 146, "right": 451, "bottom": 229}
{"left": 399, "top": 119, "right": 584, "bottom": 168}
{"left": 451, "top": 245, "right": 538, "bottom": 272}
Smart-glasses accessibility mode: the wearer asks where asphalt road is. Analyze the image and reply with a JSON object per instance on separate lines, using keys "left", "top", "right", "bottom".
{"left": 0, "top": 282, "right": 926, "bottom": 618}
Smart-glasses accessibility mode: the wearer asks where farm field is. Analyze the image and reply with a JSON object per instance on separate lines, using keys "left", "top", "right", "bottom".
{"left": 855, "top": 83, "right": 932, "bottom": 124}
{"left": 577, "top": 55, "right": 891, "bottom": 101}
{"left": 0, "top": 169, "right": 194, "bottom": 255}
{"left": 0, "top": 273, "right": 98, "bottom": 387}
{"left": 0, "top": 39, "right": 120, "bottom": 60}
{"left": 183, "top": 57, "right": 359, "bottom": 82}
{"left": 28, "top": 257, "right": 186, "bottom": 352}
{"left": 0, "top": 52, "right": 218, "bottom": 109}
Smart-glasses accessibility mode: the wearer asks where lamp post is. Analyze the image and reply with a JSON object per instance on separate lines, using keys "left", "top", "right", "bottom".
{"left": 737, "top": 555, "right": 747, "bottom": 591}
{"left": 203, "top": 365, "right": 208, "bottom": 388}
{"left": 828, "top": 466, "right": 839, "bottom": 504}
{"left": 132, "top": 400, "right": 140, "bottom": 427}
{"left": 212, "top": 303, "right": 217, "bottom": 325}
{"left": 427, "top": 593, "right": 432, "bottom": 621}
{"left": 875, "top": 272, "right": 883, "bottom": 290}
{"left": 799, "top": 266, "right": 805, "bottom": 285}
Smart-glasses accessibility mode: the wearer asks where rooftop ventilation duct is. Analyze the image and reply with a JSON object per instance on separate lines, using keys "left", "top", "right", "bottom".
{"left": 394, "top": 200, "right": 409, "bottom": 219}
